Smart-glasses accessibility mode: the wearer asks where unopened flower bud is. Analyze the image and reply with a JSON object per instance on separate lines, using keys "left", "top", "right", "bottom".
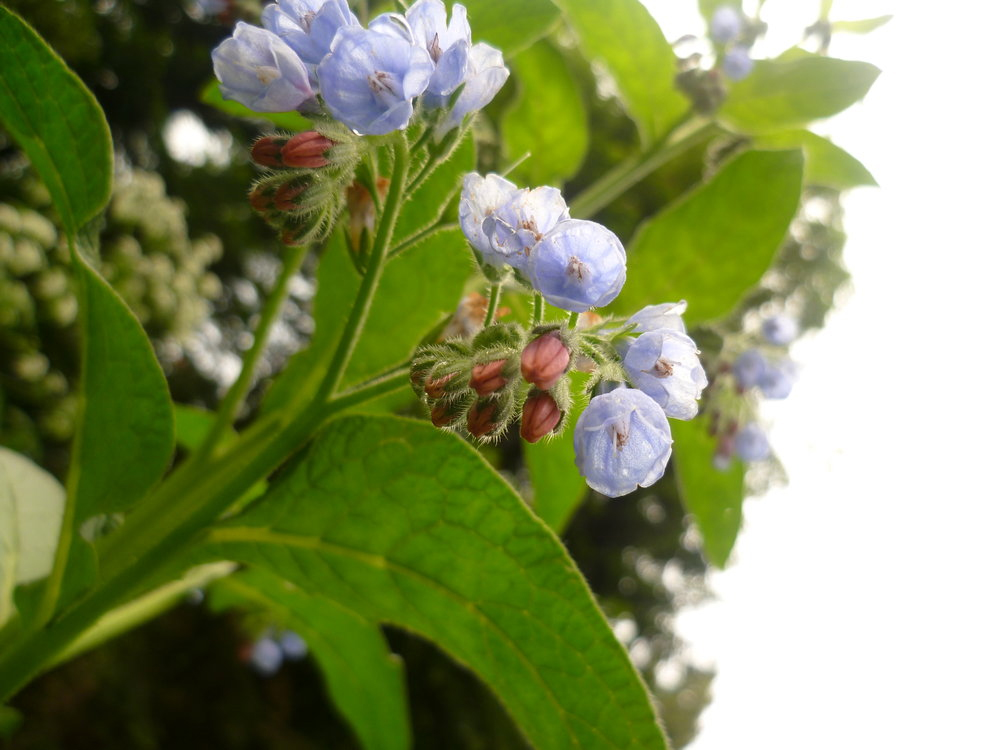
{"left": 431, "top": 401, "right": 463, "bottom": 427}
{"left": 469, "top": 359, "right": 509, "bottom": 396}
{"left": 274, "top": 179, "right": 309, "bottom": 211}
{"left": 251, "top": 136, "right": 288, "bottom": 168}
{"left": 466, "top": 400, "right": 499, "bottom": 438}
{"left": 282, "top": 131, "right": 338, "bottom": 168}
{"left": 424, "top": 371, "right": 458, "bottom": 400}
{"left": 521, "top": 332, "right": 570, "bottom": 390}
{"left": 520, "top": 392, "right": 562, "bottom": 443}
{"left": 249, "top": 184, "right": 275, "bottom": 212}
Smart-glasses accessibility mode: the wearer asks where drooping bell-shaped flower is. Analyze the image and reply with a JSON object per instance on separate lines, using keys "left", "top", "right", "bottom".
{"left": 485, "top": 186, "right": 569, "bottom": 269}
{"left": 261, "top": 0, "right": 359, "bottom": 67}
{"left": 318, "top": 16, "right": 434, "bottom": 135}
{"left": 458, "top": 172, "right": 519, "bottom": 266}
{"left": 528, "top": 219, "right": 627, "bottom": 312}
{"left": 734, "top": 423, "right": 771, "bottom": 461}
{"left": 432, "top": 42, "right": 509, "bottom": 134}
{"left": 623, "top": 329, "right": 707, "bottom": 420}
{"left": 212, "top": 22, "right": 315, "bottom": 112}
{"left": 573, "top": 388, "right": 673, "bottom": 498}
{"left": 405, "top": 0, "right": 471, "bottom": 96}
{"left": 626, "top": 301, "right": 689, "bottom": 334}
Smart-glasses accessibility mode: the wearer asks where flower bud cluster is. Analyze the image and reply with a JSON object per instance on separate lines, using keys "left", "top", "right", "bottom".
{"left": 212, "top": 0, "right": 508, "bottom": 137}
{"left": 460, "top": 174, "right": 627, "bottom": 312}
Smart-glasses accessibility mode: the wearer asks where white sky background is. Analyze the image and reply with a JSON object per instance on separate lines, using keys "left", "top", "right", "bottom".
{"left": 642, "top": 1, "right": 1000, "bottom": 748}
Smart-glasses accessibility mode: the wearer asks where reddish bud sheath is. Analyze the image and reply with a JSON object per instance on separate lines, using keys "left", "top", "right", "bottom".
{"left": 249, "top": 185, "right": 274, "bottom": 212}
{"left": 282, "top": 131, "right": 338, "bottom": 168}
{"left": 520, "top": 392, "right": 562, "bottom": 443}
{"left": 424, "top": 371, "right": 458, "bottom": 400}
{"left": 520, "top": 332, "right": 571, "bottom": 390}
{"left": 466, "top": 401, "right": 499, "bottom": 438}
{"left": 251, "top": 136, "right": 287, "bottom": 168}
{"left": 469, "top": 359, "right": 508, "bottom": 397}
{"left": 431, "top": 402, "right": 462, "bottom": 427}
{"left": 274, "top": 180, "right": 309, "bottom": 211}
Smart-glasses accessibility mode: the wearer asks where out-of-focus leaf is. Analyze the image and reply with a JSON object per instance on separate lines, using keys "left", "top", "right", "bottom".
{"left": 73, "top": 256, "right": 174, "bottom": 519}
{"left": 213, "top": 569, "right": 410, "bottom": 750}
{"left": 756, "top": 130, "right": 877, "bottom": 189}
{"left": 0, "top": 448, "right": 65, "bottom": 625}
{"left": 202, "top": 415, "right": 670, "bottom": 749}
{"left": 0, "top": 7, "right": 112, "bottom": 234}
{"left": 556, "top": 0, "right": 689, "bottom": 143}
{"left": 614, "top": 149, "right": 803, "bottom": 324}
{"left": 523, "top": 372, "right": 589, "bottom": 533}
{"left": 719, "top": 56, "right": 880, "bottom": 134}
{"left": 457, "top": 0, "right": 560, "bottom": 56}
{"left": 671, "top": 418, "right": 743, "bottom": 567}
{"left": 831, "top": 15, "right": 892, "bottom": 34}
{"left": 502, "top": 40, "right": 588, "bottom": 187}
{"left": 199, "top": 80, "right": 313, "bottom": 131}
{"left": 393, "top": 133, "right": 475, "bottom": 245}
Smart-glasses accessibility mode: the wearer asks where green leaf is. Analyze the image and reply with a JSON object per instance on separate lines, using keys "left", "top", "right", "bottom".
{"left": 614, "top": 149, "right": 803, "bottom": 324}
{"left": 203, "top": 415, "right": 668, "bottom": 749}
{"left": 523, "top": 372, "right": 589, "bottom": 534}
{"left": 0, "top": 448, "right": 65, "bottom": 625}
{"left": 755, "top": 130, "right": 876, "bottom": 189}
{"left": 0, "top": 705, "right": 23, "bottom": 740}
{"left": 213, "top": 569, "right": 410, "bottom": 750}
{"left": 72, "top": 256, "right": 174, "bottom": 520}
{"left": 831, "top": 15, "right": 892, "bottom": 34}
{"left": 457, "top": 0, "right": 560, "bottom": 56}
{"left": 502, "top": 40, "right": 588, "bottom": 187}
{"left": 0, "top": 6, "right": 112, "bottom": 235}
{"left": 719, "top": 56, "right": 880, "bottom": 134}
{"left": 556, "top": 0, "right": 689, "bottom": 143}
{"left": 671, "top": 418, "right": 743, "bottom": 568}
{"left": 199, "top": 80, "right": 313, "bottom": 131}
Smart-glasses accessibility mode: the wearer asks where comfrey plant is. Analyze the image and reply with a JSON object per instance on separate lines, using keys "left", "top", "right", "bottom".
{"left": 0, "top": 1, "right": 881, "bottom": 745}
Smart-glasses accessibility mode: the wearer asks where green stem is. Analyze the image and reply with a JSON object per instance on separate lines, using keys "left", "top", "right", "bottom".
{"left": 484, "top": 284, "right": 501, "bottom": 327}
{"left": 569, "top": 118, "right": 714, "bottom": 220}
{"left": 532, "top": 293, "right": 545, "bottom": 326}
{"left": 388, "top": 221, "right": 457, "bottom": 260}
{"left": 194, "top": 242, "right": 310, "bottom": 463}
{"left": 567, "top": 311, "right": 580, "bottom": 329}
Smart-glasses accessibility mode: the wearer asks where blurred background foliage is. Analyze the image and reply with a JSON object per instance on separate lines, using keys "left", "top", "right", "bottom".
{"left": 0, "top": 0, "right": 877, "bottom": 746}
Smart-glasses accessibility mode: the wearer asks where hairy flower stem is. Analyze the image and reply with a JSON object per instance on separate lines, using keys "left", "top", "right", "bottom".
{"left": 567, "top": 311, "right": 580, "bottom": 328}
{"left": 484, "top": 283, "right": 501, "bottom": 327}
{"left": 532, "top": 293, "right": 545, "bottom": 326}
{"left": 194, "top": 242, "right": 310, "bottom": 464}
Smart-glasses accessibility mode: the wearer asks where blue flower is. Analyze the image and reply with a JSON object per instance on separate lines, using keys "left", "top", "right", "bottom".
{"left": 458, "top": 172, "right": 519, "bottom": 267}
{"left": 212, "top": 22, "right": 315, "bottom": 112}
{"left": 710, "top": 6, "right": 743, "bottom": 44}
{"left": 279, "top": 630, "right": 309, "bottom": 660}
{"left": 430, "top": 42, "right": 509, "bottom": 135}
{"left": 318, "top": 15, "right": 434, "bottom": 135}
{"left": 734, "top": 423, "right": 770, "bottom": 461}
{"left": 626, "top": 300, "right": 688, "bottom": 334}
{"left": 758, "top": 358, "right": 795, "bottom": 399}
{"left": 528, "top": 219, "right": 627, "bottom": 312}
{"left": 722, "top": 46, "right": 754, "bottom": 81}
{"left": 733, "top": 348, "right": 766, "bottom": 389}
{"left": 262, "top": 0, "right": 359, "bottom": 67}
{"left": 762, "top": 314, "right": 798, "bottom": 345}
{"left": 250, "top": 636, "right": 284, "bottom": 675}
{"left": 485, "top": 186, "right": 569, "bottom": 269}
{"left": 623, "top": 329, "right": 707, "bottom": 420}
{"left": 406, "top": 0, "right": 471, "bottom": 97}
{"left": 573, "top": 388, "right": 673, "bottom": 498}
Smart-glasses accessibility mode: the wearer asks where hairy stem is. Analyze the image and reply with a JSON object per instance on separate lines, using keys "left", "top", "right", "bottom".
{"left": 484, "top": 283, "right": 501, "bottom": 327}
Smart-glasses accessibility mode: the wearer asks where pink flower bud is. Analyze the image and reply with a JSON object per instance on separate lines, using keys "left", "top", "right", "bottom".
{"left": 520, "top": 332, "right": 570, "bottom": 390}
{"left": 431, "top": 401, "right": 462, "bottom": 428}
{"left": 469, "top": 359, "right": 508, "bottom": 397}
{"left": 466, "top": 401, "right": 499, "bottom": 438}
{"left": 248, "top": 184, "right": 274, "bottom": 213}
{"left": 424, "top": 371, "right": 458, "bottom": 400}
{"left": 281, "top": 131, "right": 338, "bottom": 168}
{"left": 250, "top": 136, "right": 287, "bottom": 168}
{"left": 520, "top": 392, "right": 562, "bottom": 443}
{"left": 274, "top": 179, "right": 309, "bottom": 211}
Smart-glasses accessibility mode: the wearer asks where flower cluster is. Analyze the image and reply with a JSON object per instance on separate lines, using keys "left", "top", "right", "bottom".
{"left": 212, "top": 0, "right": 508, "bottom": 136}
{"left": 247, "top": 629, "right": 309, "bottom": 676}
{"left": 709, "top": 5, "right": 755, "bottom": 82}
{"left": 459, "top": 173, "right": 627, "bottom": 312}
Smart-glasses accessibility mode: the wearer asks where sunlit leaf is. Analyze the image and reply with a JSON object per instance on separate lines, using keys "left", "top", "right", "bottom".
{"left": 831, "top": 15, "right": 892, "bottom": 34}
{"left": 0, "top": 7, "right": 112, "bottom": 234}
{"left": 755, "top": 130, "right": 876, "bottom": 189}
{"left": 457, "top": 0, "right": 560, "bottom": 56}
{"left": 614, "top": 149, "right": 803, "bottom": 324}
{"left": 202, "top": 415, "right": 669, "bottom": 749}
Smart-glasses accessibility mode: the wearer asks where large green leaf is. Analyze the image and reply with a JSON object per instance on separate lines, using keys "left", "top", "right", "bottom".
{"left": 614, "top": 149, "right": 803, "bottom": 324}
{"left": 213, "top": 569, "right": 410, "bottom": 750}
{"left": 719, "top": 56, "right": 880, "bottom": 134}
{"left": 202, "top": 415, "right": 668, "bottom": 749}
{"left": 755, "top": 130, "right": 876, "bottom": 190}
{"left": 199, "top": 80, "right": 313, "bottom": 131}
{"left": 502, "top": 40, "right": 588, "bottom": 187}
{"left": 458, "top": 0, "right": 560, "bottom": 56}
{"left": 556, "top": 0, "right": 688, "bottom": 143}
{"left": 671, "top": 418, "right": 743, "bottom": 568}
{"left": 523, "top": 372, "right": 589, "bottom": 534}
{"left": 0, "top": 7, "right": 112, "bottom": 235}
{"left": 72, "top": 256, "right": 174, "bottom": 519}
{"left": 0, "top": 448, "right": 65, "bottom": 625}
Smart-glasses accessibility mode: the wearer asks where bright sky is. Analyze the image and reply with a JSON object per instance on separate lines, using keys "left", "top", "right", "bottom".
{"left": 642, "top": 1, "right": 1000, "bottom": 748}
